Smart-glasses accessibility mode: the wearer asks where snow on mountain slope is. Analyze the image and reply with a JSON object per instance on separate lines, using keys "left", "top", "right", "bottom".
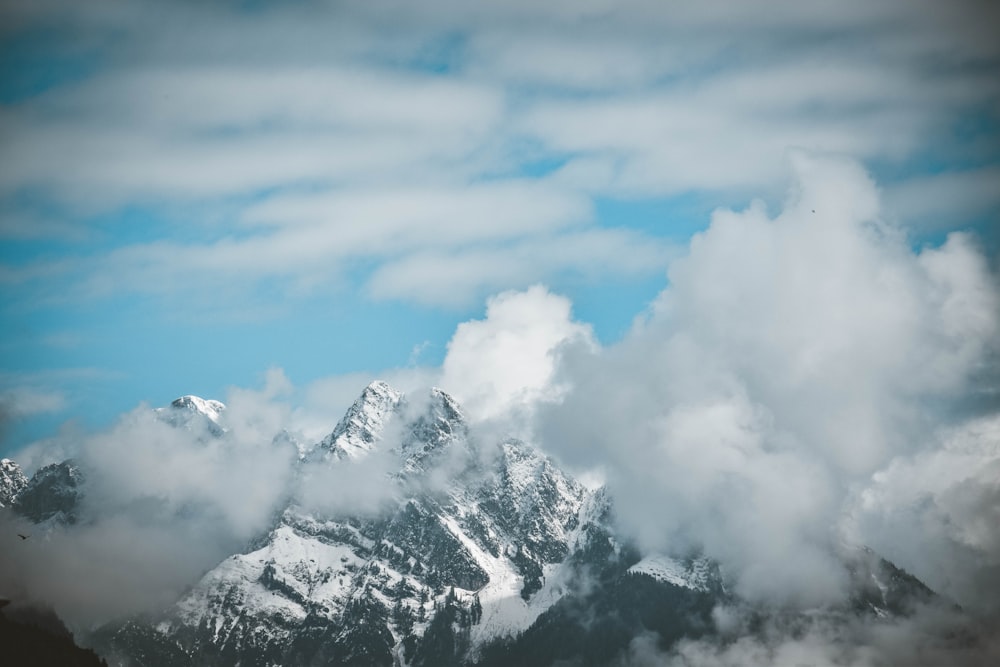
{"left": 171, "top": 524, "right": 367, "bottom": 632}
{"left": 313, "top": 381, "right": 403, "bottom": 461}
{"left": 628, "top": 554, "right": 715, "bottom": 592}
{"left": 94, "top": 381, "right": 595, "bottom": 666}
{"left": 430, "top": 437, "right": 591, "bottom": 649}
{"left": 0, "top": 457, "right": 27, "bottom": 507}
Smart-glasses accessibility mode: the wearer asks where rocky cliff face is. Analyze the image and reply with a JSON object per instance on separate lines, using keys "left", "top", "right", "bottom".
{"left": 12, "top": 460, "right": 84, "bottom": 525}
{"left": 0, "top": 458, "right": 27, "bottom": 508}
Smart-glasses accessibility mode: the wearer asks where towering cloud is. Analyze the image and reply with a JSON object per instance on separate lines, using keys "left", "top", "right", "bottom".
{"left": 537, "top": 154, "right": 1000, "bottom": 608}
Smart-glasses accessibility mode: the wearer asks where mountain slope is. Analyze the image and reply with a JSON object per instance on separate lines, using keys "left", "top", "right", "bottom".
{"left": 13, "top": 460, "right": 85, "bottom": 525}
{"left": 0, "top": 601, "right": 108, "bottom": 667}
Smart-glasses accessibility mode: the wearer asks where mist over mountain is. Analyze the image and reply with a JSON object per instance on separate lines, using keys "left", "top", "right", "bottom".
{"left": 3, "top": 374, "right": 999, "bottom": 665}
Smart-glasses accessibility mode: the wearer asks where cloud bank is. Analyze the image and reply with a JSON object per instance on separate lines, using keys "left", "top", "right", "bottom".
{"left": 536, "top": 154, "right": 1000, "bottom": 610}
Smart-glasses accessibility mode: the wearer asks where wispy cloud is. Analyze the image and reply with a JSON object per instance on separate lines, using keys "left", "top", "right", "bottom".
{"left": 0, "top": 387, "right": 65, "bottom": 419}
{"left": 1, "top": 0, "right": 995, "bottom": 310}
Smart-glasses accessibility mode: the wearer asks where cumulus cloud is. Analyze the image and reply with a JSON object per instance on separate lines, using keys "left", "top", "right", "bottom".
{"left": 440, "top": 285, "right": 595, "bottom": 422}
{"left": 537, "top": 154, "right": 1000, "bottom": 608}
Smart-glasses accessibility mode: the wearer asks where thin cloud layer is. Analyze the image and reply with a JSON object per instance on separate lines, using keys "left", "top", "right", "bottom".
{"left": 0, "top": 388, "right": 66, "bottom": 420}
{"left": 1, "top": 0, "right": 996, "bottom": 310}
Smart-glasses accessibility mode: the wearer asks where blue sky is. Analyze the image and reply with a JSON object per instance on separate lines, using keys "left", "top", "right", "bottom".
{"left": 1, "top": 0, "right": 998, "bottom": 457}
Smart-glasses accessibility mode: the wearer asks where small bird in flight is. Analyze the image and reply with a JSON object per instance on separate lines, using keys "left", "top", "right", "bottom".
{"left": 17, "top": 533, "right": 29, "bottom": 540}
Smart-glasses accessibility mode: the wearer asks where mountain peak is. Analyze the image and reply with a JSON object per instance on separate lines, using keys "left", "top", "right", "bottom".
{"left": 156, "top": 395, "right": 227, "bottom": 437}
{"left": 363, "top": 379, "right": 398, "bottom": 398}
{"left": 315, "top": 380, "right": 404, "bottom": 460}
{"left": 169, "top": 395, "right": 226, "bottom": 423}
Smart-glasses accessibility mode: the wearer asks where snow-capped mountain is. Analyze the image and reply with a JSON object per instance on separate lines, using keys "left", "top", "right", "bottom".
{"left": 155, "top": 395, "right": 227, "bottom": 438}
{"left": 0, "top": 458, "right": 27, "bottom": 508}
{"left": 5, "top": 382, "right": 947, "bottom": 666}
{"left": 95, "top": 383, "right": 598, "bottom": 666}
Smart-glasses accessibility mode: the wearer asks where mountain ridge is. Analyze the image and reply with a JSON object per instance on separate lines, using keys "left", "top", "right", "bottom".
{"left": 3, "top": 381, "right": 949, "bottom": 666}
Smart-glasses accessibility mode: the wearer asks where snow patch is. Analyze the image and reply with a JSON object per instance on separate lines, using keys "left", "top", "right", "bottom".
{"left": 628, "top": 554, "right": 713, "bottom": 592}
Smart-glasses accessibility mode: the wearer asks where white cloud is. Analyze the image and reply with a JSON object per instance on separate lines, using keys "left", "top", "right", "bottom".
{"left": 0, "top": 65, "right": 506, "bottom": 203}
{"left": 645, "top": 604, "right": 1000, "bottom": 667}
{"left": 0, "top": 388, "right": 66, "bottom": 420}
{"left": 0, "top": 373, "right": 299, "bottom": 625}
{"left": 885, "top": 167, "right": 1000, "bottom": 234}
{"left": 516, "top": 56, "right": 990, "bottom": 198}
{"left": 850, "top": 414, "right": 1000, "bottom": 615}
{"left": 440, "top": 285, "right": 595, "bottom": 422}
{"left": 536, "top": 154, "right": 1000, "bottom": 607}
{"left": 366, "top": 228, "right": 672, "bottom": 307}
{"left": 1, "top": 0, "right": 996, "bottom": 309}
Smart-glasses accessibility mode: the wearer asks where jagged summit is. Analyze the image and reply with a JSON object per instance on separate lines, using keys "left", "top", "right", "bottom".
{"left": 429, "top": 386, "right": 464, "bottom": 417}
{"left": 311, "top": 382, "right": 472, "bottom": 474}
{"left": 315, "top": 380, "right": 404, "bottom": 460}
